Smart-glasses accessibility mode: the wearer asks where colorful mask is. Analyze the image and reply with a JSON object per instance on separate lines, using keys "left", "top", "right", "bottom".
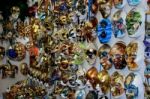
{"left": 68, "top": 28, "right": 77, "bottom": 42}
{"left": 86, "top": 67, "right": 99, "bottom": 89}
{"left": 7, "top": 42, "right": 26, "bottom": 61}
{"left": 110, "top": 41, "right": 126, "bottom": 69}
{"left": 60, "top": 15, "right": 67, "bottom": 25}
{"left": 127, "top": 0, "right": 141, "bottom": 6}
{"left": 99, "top": 3, "right": 111, "bottom": 18}
{"left": 85, "top": 44, "right": 97, "bottom": 66}
{"left": 114, "top": 0, "right": 126, "bottom": 9}
{"left": 143, "top": 40, "right": 150, "bottom": 61}
{"left": 112, "top": 10, "right": 126, "bottom": 38}
{"left": 125, "top": 41, "right": 138, "bottom": 71}
{"left": 145, "top": 10, "right": 150, "bottom": 39}
{"left": 20, "top": 63, "right": 29, "bottom": 75}
{"left": 75, "top": 89, "right": 86, "bottom": 99}
{"left": 124, "top": 73, "right": 139, "bottom": 99}
{"left": 97, "top": 19, "right": 112, "bottom": 43}
{"left": 0, "top": 46, "right": 5, "bottom": 61}
{"left": 126, "top": 8, "right": 142, "bottom": 37}
{"left": 97, "top": 70, "right": 111, "bottom": 94}
{"left": 111, "top": 71, "right": 124, "bottom": 97}
{"left": 98, "top": 44, "right": 112, "bottom": 70}
{"left": 86, "top": 91, "right": 98, "bottom": 99}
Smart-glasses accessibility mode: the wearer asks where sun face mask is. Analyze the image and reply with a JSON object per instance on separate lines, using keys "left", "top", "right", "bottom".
{"left": 110, "top": 41, "right": 126, "bottom": 69}
{"left": 125, "top": 41, "right": 138, "bottom": 71}
{"left": 127, "top": 0, "right": 141, "bottom": 6}
{"left": 111, "top": 71, "right": 124, "bottom": 97}
{"left": 124, "top": 73, "right": 139, "bottom": 99}
{"left": 112, "top": 10, "right": 126, "bottom": 38}
{"left": 126, "top": 8, "right": 142, "bottom": 37}
{"left": 97, "top": 18, "right": 112, "bottom": 43}
{"left": 98, "top": 44, "right": 112, "bottom": 70}
{"left": 97, "top": 70, "right": 110, "bottom": 94}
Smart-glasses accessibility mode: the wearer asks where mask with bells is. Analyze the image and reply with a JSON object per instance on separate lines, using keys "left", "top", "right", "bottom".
{"left": 97, "top": 70, "right": 110, "bottom": 94}
{"left": 111, "top": 71, "right": 124, "bottom": 97}
{"left": 98, "top": 44, "right": 112, "bottom": 70}
{"left": 10, "top": 6, "right": 20, "bottom": 20}
{"left": 125, "top": 41, "right": 138, "bottom": 71}
{"left": 110, "top": 41, "right": 126, "bottom": 69}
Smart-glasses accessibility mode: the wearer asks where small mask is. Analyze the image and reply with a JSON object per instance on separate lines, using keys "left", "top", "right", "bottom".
{"left": 97, "top": 19, "right": 112, "bottom": 43}
{"left": 126, "top": 8, "right": 142, "bottom": 37}
{"left": 99, "top": 3, "right": 111, "bottom": 18}
{"left": 10, "top": 6, "right": 20, "bottom": 20}
{"left": 0, "top": 46, "right": 5, "bottom": 61}
{"left": 114, "top": 0, "right": 126, "bottom": 9}
{"left": 111, "top": 71, "right": 124, "bottom": 97}
{"left": 124, "top": 73, "right": 139, "bottom": 99}
{"left": 68, "top": 28, "right": 77, "bottom": 42}
{"left": 86, "top": 91, "right": 98, "bottom": 99}
{"left": 125, "top": 41, "right": 138, "bottom": 71}
{"left": 110, "top": 41, "right": 126, "bottom": 69}
{"left": 60, "top": 15, "right": 67, "bottom": 25}
{"left": 20, "top": 63, "right": 29, "bottom": 75}
{"left": 98, "top": 44, "right": 112, "bottom": 70}
{"left": 145, "top": 11, "right": 150, "bottom": 39}
{"left": 143, "top": 40, "right": 150, "bottom": 61}
{"left": 97, "top": 70, "right": 110, "bottom": 94}
{"left": 112, "top": 10, "right": 126, "bottom": 38}
{"left": 144, "top": 83, "right": 150, "bottom": 98}
{"left": 127, "top": 0, "right": 141, "bottom": 6}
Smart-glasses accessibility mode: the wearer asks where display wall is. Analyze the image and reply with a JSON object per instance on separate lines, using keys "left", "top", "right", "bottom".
{"left": 0, "top": 0, "right": 150, "bottom": 99}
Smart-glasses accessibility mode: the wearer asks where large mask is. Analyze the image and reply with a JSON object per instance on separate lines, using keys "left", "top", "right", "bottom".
{"left": 111, "top": 71, "right": 124, "bottom": 97}
{"left": 97, "top": 19, "right": 112, "bottom": 43}
{"left": 112, "top": 10, "right": 126, "bottom": 38}
{"left": 125, "top": 41, "right": 138, "bottom": 71}
{"left": 97, "top": 70, "right": 110, "bottom": 94}
{"left": 10, "top": 6, "right": 20, "bottom": 20}
{"left": 124, "top": 73, "right": 139, "bottom": 99}
{"left": 98, "top": 44, "right": 112, "bottom": 70}
{"left": 126, "top": 8, "right": 142, "bottom": 37}
{"left": 110, "top": 41, "right": 126, "bottom": 69}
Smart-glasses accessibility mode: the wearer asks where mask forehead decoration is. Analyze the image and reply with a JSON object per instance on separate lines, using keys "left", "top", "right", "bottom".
{"left": 124, "top": 73, "right": 139, "bottom": 99}
{"left": 110, "top": 41, "right": 126, "bottom": 69}
{"left": 112, "top": 10, "right": 126, "bottom": 38}
{"left": 126, "top": 8, "right": 142, "bottom": 37}
{"left": 98, "top": 44, "right": 112, "bottom": 70}
{"left": 127, "top": 0, "right": 141, "bottom": 6}
{"left": 111, "top": 71, "right": 124, "bottom": 97}
{"left": 97, "top": 70, "right": 110, "bottom": 94}
{"left": 97, "top": 19, "right": 112, "bottom": 43}
{"left": 125, "top": 41, "right": 138, "bottom": 71}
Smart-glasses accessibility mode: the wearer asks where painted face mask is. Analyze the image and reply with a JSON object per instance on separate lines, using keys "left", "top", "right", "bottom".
{"left": 97, "top": 70, "right": 111, "bottom": 94}
{"left": 98, "top": 44, "right": 112, "bottom": 70}
{"left": 126, "top": 8, "right": 142, "bottom": 37}
{"left": 7, "top": 42, "right": 26, "bottom": 61}
{"left": 111, "top": 71, "right": 124, "bottom": 97}
{"left": 10, "top": 6, "right": 20, "bottom": 20}
{"left": 144, "top": 40, "right": 150, "bottom": 61}
{"left": 86, "top": 67, "right": 99, "bottom": 89}
{"left": 0, "top": 46, "right": 5, "bottom": 61}
{"left": 124, "top": 73, "right": 139, "bottom": 99}
{"left": 114, "top": 0, "right": 126, "bottom": 9}
{"left": 112, "top": 10, "right": 126, "bottom": 38}
{"left": 68, "top": 28, "right": 77, "bottom": 42}
{"left": 20, "top": 63, "right": 29, "bottom": 76}
{"left": 97, "top": 19, "right": 112, "bottom": 43}
{"left": 99, "top": 3, "right": 111, "bottom": 18}
{"left": 127, "top": 0, "right": 141, "bottom": 6}
{"left": 75, "top": 89, "right": 86, "bottom": 99}
{"left": 144, "top": 63, "right": 150, "bottom": 78}
{"left": 110, "top": 41, "right": 126, "bottom": 69}
{"left": 125, "top": 41, "right": 138, "bottom": 71}
{"left": 85, "top": 44, "right": 97, "bottom": 66}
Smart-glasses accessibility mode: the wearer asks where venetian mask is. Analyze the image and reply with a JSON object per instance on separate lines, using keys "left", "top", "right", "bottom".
{"left": 86, "top": 67, "right": 99, "bottom": 89}
{"left": 110, "top": 41, "right": 126, "bottom": 69}
{"left": 127, "top": 0, "right": 141, "bottom": 6}
{"left": 10, "top": 6, "right": 20, "bottom": 20}
{"left": 97, "top": 70, "right": 111, "bottom": 94}
{"left": 124, "top": 73, "right": 139, "bottom": 99}
{"left": 97, "top": 19, "right": 112, "bottom": 43}
{"left": 86, "top": 91, "right": 98, "bottom": 99}
{"left": 98, "top": 44, "right": 112, "bottom": 70}
{"left": 99, "top": 3, "right": 111, "bottom": 18}
{"left": 7, "top": 42, "right": 26, "bottom": 61}
{"left": 125, "top": 41, "right": 138, "bottom": 71}
{"left": 112, "top": 10, "right": 126, "bottom": 38}
{"left": 60, "top": 15, "right": 67, "bottom": 25}
{"left": 126, "top": 8, "right": 142, "bottom": 37}
{"left": 114, "top": 0, "right": 126, "bottom": 9}
{"left": 85, "top": 44, "right": 97, "bottom": 66}
{"left": 111, "top": 71, "right": 124, "bottom": 97}
{"left": 68, "top": 28, "right": 77, "bottom": 42}
{"left": 144, "top": 40, "right": 150, "bottom": 62}
{"left": 20, "top": 63, "right": 29, "bottom": 75}
{"left": 0, "top": 46, "right": 5, "bottom": 61}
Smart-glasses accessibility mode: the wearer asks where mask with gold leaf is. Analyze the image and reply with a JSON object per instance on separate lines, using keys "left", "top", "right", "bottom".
{"left": 10, "top": 6, "right": 20, "bottom": 20}
{"left": 0, "top": 46, "right": 5, "bottom": 61}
